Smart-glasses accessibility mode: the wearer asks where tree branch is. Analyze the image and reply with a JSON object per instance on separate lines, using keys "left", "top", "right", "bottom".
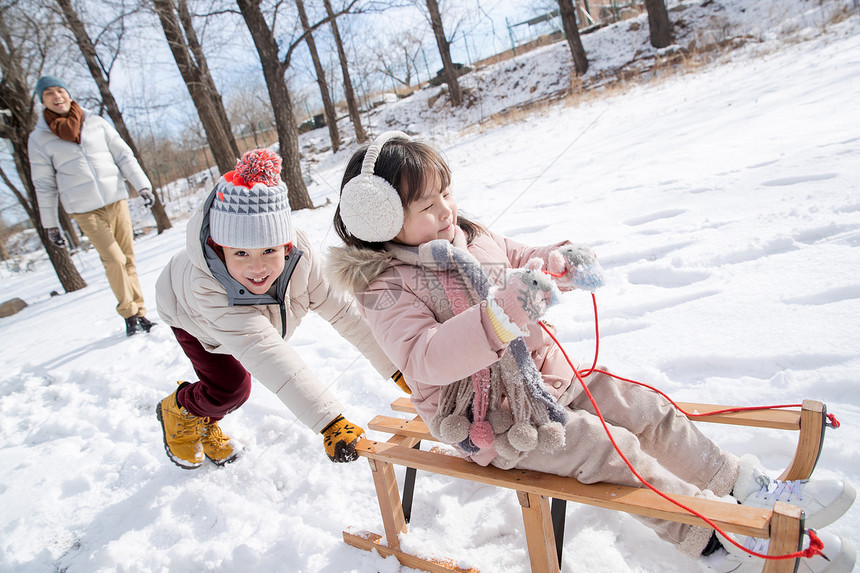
{"left": 281, "top": 0, "right": 360, "bottom": 68}
{"left": 0, "top": 163, "right": 35, "bottom": 221}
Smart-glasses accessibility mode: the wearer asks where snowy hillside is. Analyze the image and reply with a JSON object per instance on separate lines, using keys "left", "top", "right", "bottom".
{"left": 1, "top": 1, "right": 858, "bottom": 572}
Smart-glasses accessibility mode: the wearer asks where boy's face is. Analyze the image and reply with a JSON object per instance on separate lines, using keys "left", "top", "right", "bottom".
{"left": 41, "top": 86, "right": 72, "bottom": 116}
{"left": 223, "top": 245, "right": 287, "bottom": 295}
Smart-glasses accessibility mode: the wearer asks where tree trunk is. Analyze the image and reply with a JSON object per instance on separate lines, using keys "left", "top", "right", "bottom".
{"left": 558, "top": 0, "right": 589, "bottom": 76}
{"left": 54, "top": 0, "right": 172, "bottom": 234}
{"left": 58, "top": 205, "right": 81, "bottom": 249}
{"left": 236, "top": 0, "right": 313, "bottom": 210}
{"left": 152, "top": 0, "right": 239, "bottom": 175}
{"left": 644, "top": 0, "right": 674, "bottom": 49}
{"left": 295, "top": 0, "right": 340, "bottom": 152}
{"left": 425, "top": 0, "right": 462, "bottom": 107}
{"left": 175, "top": 0, "right": 241, "bottom": 159}
{"left": 323, "top": 0, "right": 366, "bottom": 143}
{"left": 0, "top": 12, "right": 87, "bottom": 292}
{"left": 7, "top": 130, "right": 87, "bottom": 291}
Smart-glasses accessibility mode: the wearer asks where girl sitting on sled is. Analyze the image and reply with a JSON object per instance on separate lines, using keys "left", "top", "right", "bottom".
{"left": 326, "top": 131, "right": 855, "bottom": 572}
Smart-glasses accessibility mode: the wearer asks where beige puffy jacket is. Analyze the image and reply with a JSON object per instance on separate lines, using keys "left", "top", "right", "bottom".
{"left": 156, "top": 196, "right": 396, "bottom": 432}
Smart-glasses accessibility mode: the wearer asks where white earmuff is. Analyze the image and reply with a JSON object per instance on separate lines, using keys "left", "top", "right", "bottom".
{"left": 339, "top": 130, "right": 411, "bottom": 242}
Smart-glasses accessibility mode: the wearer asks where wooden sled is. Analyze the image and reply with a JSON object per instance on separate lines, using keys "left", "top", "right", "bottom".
{"left": 343, "top": 397, "right": 829, "bottom": 572}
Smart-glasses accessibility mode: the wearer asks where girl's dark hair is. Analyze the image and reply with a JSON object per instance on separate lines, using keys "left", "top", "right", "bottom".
{"left": 334, "top": 137, "right": 485, "bottom": 250}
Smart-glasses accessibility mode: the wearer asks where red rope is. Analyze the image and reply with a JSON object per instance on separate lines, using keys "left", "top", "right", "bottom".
{"left": 538, "top": 291, "right": 826, "bottom": 562}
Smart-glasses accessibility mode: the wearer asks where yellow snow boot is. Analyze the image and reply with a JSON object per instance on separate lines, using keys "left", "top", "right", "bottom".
{"left": 201, "top": 419, "right": 240, "bottom": 466}
{"left": 156, "top": 384, "right": 204, "bottom": 469}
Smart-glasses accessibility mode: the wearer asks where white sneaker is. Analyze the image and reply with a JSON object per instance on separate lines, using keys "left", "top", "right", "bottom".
{"left": 702, "top": 529, "right": 856, "bottom": 573}
{"left": 733, "top": 458, "right": 856, "bottom": 529}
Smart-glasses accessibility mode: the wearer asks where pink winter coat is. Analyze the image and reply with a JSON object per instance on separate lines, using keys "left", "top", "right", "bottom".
{"left": 327, "top": 227, "right": 577, "bottom": 465}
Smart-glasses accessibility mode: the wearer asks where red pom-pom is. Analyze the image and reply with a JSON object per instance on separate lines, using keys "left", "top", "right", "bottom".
{"left": 234, "top": 148, "right": 282, "bottom": 187}
{"left": 470, "top": 420, "right": 495, "bottom": 449}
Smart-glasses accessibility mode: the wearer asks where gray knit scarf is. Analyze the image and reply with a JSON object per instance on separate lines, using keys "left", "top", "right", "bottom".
{"left": 386, "top": 230, "right": 568, "bottom": 463}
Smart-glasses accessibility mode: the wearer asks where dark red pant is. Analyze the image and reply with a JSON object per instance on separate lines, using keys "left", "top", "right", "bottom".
{"left": 172, "top": 327, "right": 252, "bottom": 420}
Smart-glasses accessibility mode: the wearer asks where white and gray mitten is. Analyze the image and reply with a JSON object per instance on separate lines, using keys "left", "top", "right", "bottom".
{"left": 547, "top": 244, "right": 604, "bottom": 291}
{"left": 487, "top": 258, "right": 561, "bottom": 333}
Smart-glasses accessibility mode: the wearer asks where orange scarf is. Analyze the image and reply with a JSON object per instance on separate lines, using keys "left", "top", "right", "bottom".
{"left": 44, "top": 101, "right": 84, "bottom": 144}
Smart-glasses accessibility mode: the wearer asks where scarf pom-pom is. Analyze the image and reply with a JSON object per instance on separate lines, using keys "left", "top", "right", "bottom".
{"left": 488, "top": 409, "right": 513, "bottom": 433}
{"left": 494, "top": 432, "right": 520, "bottom": 460}
{"left": 470, "top": 420, "right": 495, "bottom": 448}
{"left": 508, "top": 422, "right": 538, "bottom": 452}
{"left": 537, "top": 422, "right": 565, "bottom": 453}
{"left": 439, "top": 414, "right": 470, "bottom": 444}
{"left": 428, "top": 416, "right": 443, "bottom": 438}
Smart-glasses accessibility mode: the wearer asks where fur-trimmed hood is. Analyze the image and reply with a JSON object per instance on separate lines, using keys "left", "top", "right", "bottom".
{"left": 325, "top": 244, "right": 395, "bottom": 294}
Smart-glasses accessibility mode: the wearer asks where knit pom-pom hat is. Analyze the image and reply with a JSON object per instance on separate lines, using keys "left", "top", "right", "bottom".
{"left": 209, "top": 148, "right": 293, "bottom": 249}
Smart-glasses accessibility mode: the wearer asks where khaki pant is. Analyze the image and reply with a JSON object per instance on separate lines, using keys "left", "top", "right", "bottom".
{"left": 73, "top": 200, "right": 145, "bottom": 319}
{"left": 503, "top": 369, "right": 740, "bottom": 559}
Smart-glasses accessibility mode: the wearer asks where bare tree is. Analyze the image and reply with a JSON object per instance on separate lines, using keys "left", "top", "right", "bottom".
{"left": 236, "top": 0, "right": 358, "bottom": 210}
{"left": 644, "top": 0, "right": 673, "bottom": 48}
{"left": 371, "top": 29, "right": 424, "bottom": 89}
{"left": 57, "top": 204, "right": 81, "bottom": 248}
{"left": 0, "top": 5, "right": 87, "bottom": 292}
{"left": 54, "top": 0, "right": 172, "bottom": 233}
{"left": 558, "top": 0, "right": 588, "bottom": 75}
{"left": 323, "top": 0, "right": 364, "bottom": 143}
{"left": 237, "top": 0, "right": 308, "bottom": 209}
{"left": 295, "top": 0, "right": 340, "bottom": 152}
{"left": 226, "top": 81, "right": 274, "bottom": 149}
{"left": 151, "top": 0, "right": 240, "bottom": 175}
{"left": 425, "top": 0, "right": 462, "bottom": 106}
{"left": 0, "top": 214, "right": 12, "bottom": 260}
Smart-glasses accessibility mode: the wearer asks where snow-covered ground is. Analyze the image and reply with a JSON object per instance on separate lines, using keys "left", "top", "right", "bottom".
{"left": 1, "top": 1, "right": 858, "bottom": 571}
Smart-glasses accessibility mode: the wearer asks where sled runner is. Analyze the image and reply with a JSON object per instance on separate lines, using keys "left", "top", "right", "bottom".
{"left": 343, "top": 397, "right": 829, "bottom": 573}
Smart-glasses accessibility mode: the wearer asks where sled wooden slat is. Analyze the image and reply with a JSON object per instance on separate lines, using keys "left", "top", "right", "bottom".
{"left": 388, "top": 397, "right": 826, "bottom": 481}
{"left": 345, "top": 397, "right": 827, "bottom": 573}
{"left": 392, "top": 397, "right": 802, "bottom": 430}
{"left": 357, "top": 434, "right": 775, "bottom": 535}
{"left": 367, "top": 414, "right": 431, "bottom": 441}
{"left": 342, "top": 530, "right": 478, "bottom": 572}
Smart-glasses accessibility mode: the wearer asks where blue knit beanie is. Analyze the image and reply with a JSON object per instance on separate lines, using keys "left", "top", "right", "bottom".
{"left": 35, "top": 76, "right": 70, "bottom": 102}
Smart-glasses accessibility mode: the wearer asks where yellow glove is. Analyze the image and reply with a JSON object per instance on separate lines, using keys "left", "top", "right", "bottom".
{"left": 321, "top": 415, "right": 365, "bottom": 462}
{"left": 392, "top": 370, "right": 411, "bottom": 394}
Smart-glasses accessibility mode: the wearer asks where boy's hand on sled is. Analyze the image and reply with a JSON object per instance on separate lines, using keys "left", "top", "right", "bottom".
{"left": 488, "top": 258, "right": 560, "bottom": 332}
{"left": 321, "top": 415, "right": 365, "bottom": 462}
{"left": 547, "top": 244, "right": 605, "bottom": 291}
{"left": 392, "top": 370, "right": 411, "bottom": 394}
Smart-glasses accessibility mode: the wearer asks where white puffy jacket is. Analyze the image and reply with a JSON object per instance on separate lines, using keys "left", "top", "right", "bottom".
{"left": 28, "top": 107, "right": 151, "bottom": 228}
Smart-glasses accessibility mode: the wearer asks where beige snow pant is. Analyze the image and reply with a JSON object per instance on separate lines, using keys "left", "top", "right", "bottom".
{"left": 499, "top": 368, "right": 740, "bottom": 559}
{"left": 73, "top": 200, "right": 146, "bottom": 319}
